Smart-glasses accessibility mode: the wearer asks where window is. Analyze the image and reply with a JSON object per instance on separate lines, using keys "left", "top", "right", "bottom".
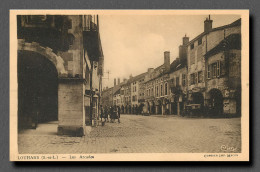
{"left": 198, "top": 38, "right": 202, "bottom": 45}
{"left": 198, "top": 71, "right": 203, "bottom": 83}
{"left": 151, "top": 88, "right": 154, "bottom": 96}
{"left": 191, "top": 43, "right": 194, "bottom": 49}
{"left": 148, "top": 89, "right": 150, "bottom": 96}
{"left": 165, "top": 83, "right": 168, "bottom": 95}
{"left": 156, "top": 86, "right": 159, "bottom": 97}
{"left": 212, "top": 63, "right": 217, "bottom": 78}
{"left": 208, "top": 61, "right": 221, "bottom": 79}
{"left": 161, "top": 84, "right": 163, "bottom": 96}
{"left": 190, "top": 73, "right": 195, "bottom": 85}
{"left": 217, "top": 61, "right": 220, "bottom": 77}
{"left": 176, "top": 77, "right": 180, "bottom": 86}
{"left": 182, "top": 74, "right": 186, "bottom": 86}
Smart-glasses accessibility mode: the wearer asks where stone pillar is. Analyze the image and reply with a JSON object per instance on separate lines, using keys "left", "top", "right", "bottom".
{"left": 57, "top": 79, "right": 85, "bottom": 136}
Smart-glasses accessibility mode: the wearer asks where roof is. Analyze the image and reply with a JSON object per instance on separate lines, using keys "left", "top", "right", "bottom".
{"left": 112, "top": 84, "right": 121, "bottom": 95}
{"left": 169, "top": 55, "right": 187, "bottom": 73}
{"left": 113, "top": 88, "right": 121, "bottom": 95}
{"left": 205, "top": 33, "right": 241, "bottom": 57}
{"left": 188, "top": 18, "right": 241, "bottom": 45}
{"left": 128, "top": 72, "right": 148, "bottom": 83}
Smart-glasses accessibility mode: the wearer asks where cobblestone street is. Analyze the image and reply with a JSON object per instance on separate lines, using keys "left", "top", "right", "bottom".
{"left": 18, "top": 115, "right": 241, "bottom": 154}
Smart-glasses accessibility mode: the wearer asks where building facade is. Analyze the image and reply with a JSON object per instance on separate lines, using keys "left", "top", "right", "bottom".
{"left": 186, "top": 16, "right": 241, "bottom": 116}
{"left": 17, "top": 15, "right": 104, "bottom": 136}
{"left": 101, "top": 16, "right": 241, "bottom": 117}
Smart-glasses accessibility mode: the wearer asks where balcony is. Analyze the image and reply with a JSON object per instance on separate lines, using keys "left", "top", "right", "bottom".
{"left": 83, "top": 15, "right": 103, "bottom": 62}
{"left": 17, "top": 15, "right": 73, "bottom": 52}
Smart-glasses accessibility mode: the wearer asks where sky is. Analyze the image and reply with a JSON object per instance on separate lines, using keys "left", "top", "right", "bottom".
{"left": 98, "top": 14, "right": 240, "bottom": 88}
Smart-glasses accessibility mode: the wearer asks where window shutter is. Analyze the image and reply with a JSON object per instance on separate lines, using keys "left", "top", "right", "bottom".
{"left": 207, "top": 65, "right": 211, "bottom": 79}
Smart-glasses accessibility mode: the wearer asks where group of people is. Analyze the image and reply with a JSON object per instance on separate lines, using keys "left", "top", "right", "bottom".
{"left": 100, "top": 105, "right": 120, "bottom": 123}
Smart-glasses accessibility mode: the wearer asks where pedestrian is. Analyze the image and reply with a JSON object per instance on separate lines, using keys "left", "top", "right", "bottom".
{"left": 100, "top": 105, "right": 104, "bottom": 121}
{"left": 112, "top": 105, "right": 117, "bottom": 123}
{"left": 117, "top": 106, "right": 121, "bottom": 123}
{"left": 104, "top": 106, "right": 108, "bottom": 122}
{"left": 109, "top": 106, "right": 114, "bottom": 122}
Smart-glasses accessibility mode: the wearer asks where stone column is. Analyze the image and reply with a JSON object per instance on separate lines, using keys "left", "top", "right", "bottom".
{"left": 57, "top": 79, "right": 85, "bottom": 136}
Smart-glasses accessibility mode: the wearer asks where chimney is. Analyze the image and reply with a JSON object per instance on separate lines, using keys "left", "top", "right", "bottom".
{"left": 204, "top": 15, "right": 213, "bottom": 32}
{"left": 129, "top": 74, "right": 133, "bottom": 79}
{"left": 182, "top": 34, "right": 189, "bottom": 45}
{"left": 148, "top": 68, "right": 154, "bottom": 73}
{"left": 114, "top": 78, "right": 116, "bottom": 86}
{"left": 118, "top": 78, "right": 120, "bottom": 85}
{"left": 179, "top": 35, "right": 189, "bottom": 61}
{"left": 164, "top": 51, "right": 170, "bottom": 72}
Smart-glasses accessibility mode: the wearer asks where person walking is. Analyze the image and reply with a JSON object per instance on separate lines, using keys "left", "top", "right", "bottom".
{"left": 104, "top": 106, "right": 108, "bottom": 122}
{"left": 100, "top": 105, "right": 104, "bottom": 121}
{"left": 117, "top": 106, "right": 121, "bottom": 123}
{"left": 109, "top": 106, "right": 114, "bottom": 122}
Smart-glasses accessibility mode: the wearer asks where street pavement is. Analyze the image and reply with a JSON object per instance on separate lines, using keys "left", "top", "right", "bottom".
{"left": 18, "top": 114, "right": 241, "bottom": 154}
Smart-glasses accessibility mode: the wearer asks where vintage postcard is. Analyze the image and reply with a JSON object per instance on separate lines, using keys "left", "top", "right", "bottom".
{"left": 10, "top": 10, "right": 249, "bottom": 161}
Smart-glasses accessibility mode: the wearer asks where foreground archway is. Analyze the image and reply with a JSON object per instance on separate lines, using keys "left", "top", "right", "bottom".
{"left": 18, "top": 50, "right": 58, "bottom": 129}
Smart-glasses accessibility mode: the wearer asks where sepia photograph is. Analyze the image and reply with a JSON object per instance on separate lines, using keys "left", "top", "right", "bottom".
{"left": 9, "top": 10, "right": 249, "bottom": 161}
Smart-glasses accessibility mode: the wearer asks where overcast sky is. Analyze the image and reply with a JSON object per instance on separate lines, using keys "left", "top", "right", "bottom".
{"left": 98, "top": 14, "right": 240, "bottom": 88}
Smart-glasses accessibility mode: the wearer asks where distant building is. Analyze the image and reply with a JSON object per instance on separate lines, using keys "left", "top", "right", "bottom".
{"left": 186, "top": 16, "right": 241, "bottom": 116}
{"left": 101, "top": 16, "right": 241, "bottom": 117}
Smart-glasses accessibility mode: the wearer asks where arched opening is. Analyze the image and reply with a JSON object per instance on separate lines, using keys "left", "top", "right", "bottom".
{"left": 209, "top": 89, "right": 223, "bottom": 116}
{"left": 156, "top": 100, "right": 162, "bottom": 114}
{"left": 147, "top": 102, "right": 150, "bottom": 114}
{"left": 171, "top": 96, "right": 178, "bottom": 115}
{"left": 151, "top": 102, "right": 155, "bottom": 114}
{"left": 18, "top": 50, "right": 58, "bottom": 130}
